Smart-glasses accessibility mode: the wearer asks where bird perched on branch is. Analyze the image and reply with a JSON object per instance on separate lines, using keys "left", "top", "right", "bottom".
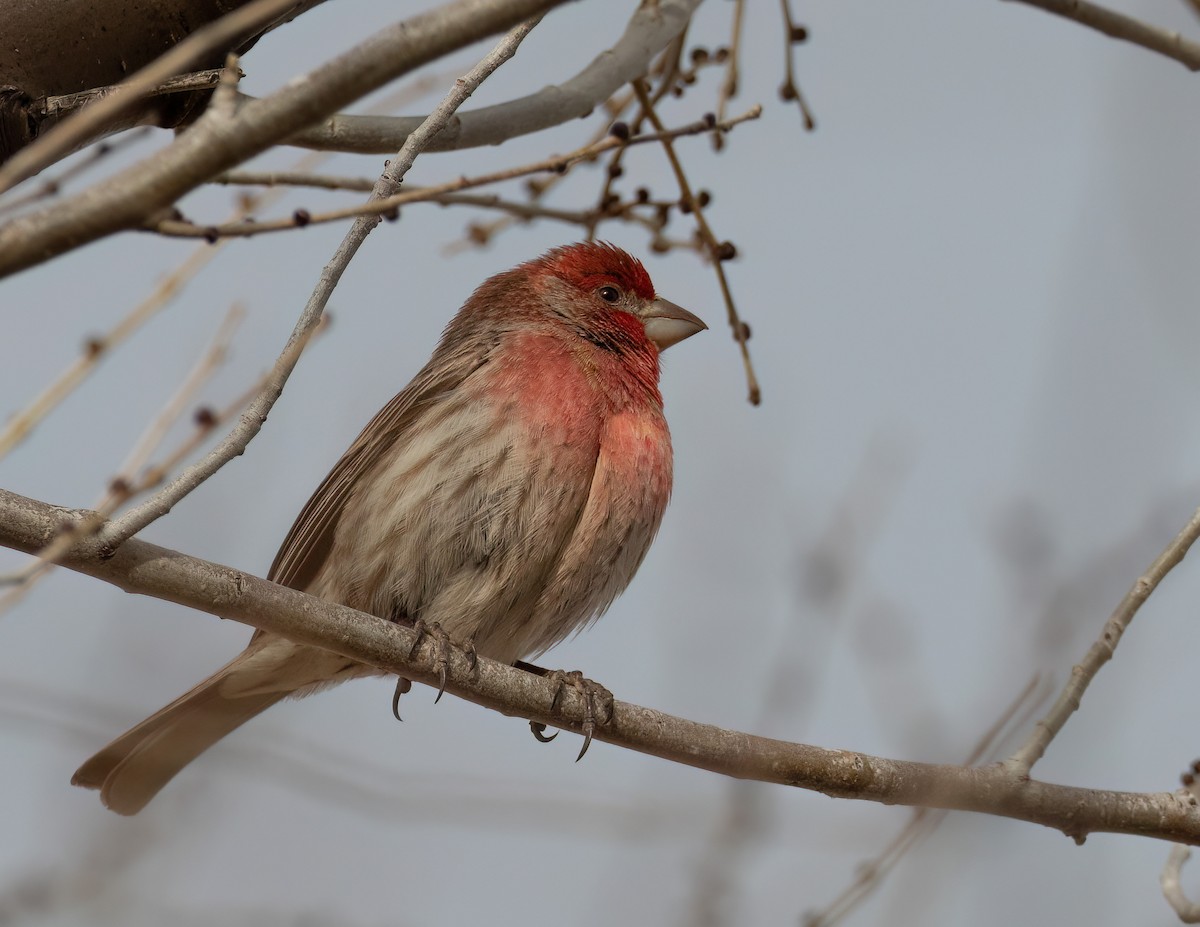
{"left": 73, "top": 241, "right": 706, "bottom": 814}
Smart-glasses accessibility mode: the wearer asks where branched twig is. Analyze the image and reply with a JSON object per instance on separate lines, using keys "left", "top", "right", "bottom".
{"left": 1004, "top": 0, "right": 1200, "bottom": 71}
{"left": 0, "top": 306, "right": 246, "bottom": 607}
{"left": 95, "top": 14, "right": 544, "bottom": 551}
{"left": 212, "top": 172, "right": 664, "bottom": 233}
{"left": 632, "top": 81, "right": 761, "bottom": 405}
{"left": 0, "top": 128, "right": 152, "bottom": 218}
{"left": 3, "top": 487, "right": 1200, "bottom": 845}
{"left": 0, "top": 120, "right": 334, "bottom": 465}
{"left": 147, "top": 108, "right": 763, "bottom": 239}
{"left": 91, "top": 298, "right": 329, "bottom": 549}
{"left": 0, "top": 246, "right": 224, "bottom": 463}
{"left": 583, "top": 42, "right": 685, "bottom": 241}
{"left": 104, "top": 304, "right": 246, "bottom": 507}
{"left": 778, "top": 0, "right": 815, "bottom": 129}
{"left": 1006, "top": 504, "right": 1200, "bottom": 776}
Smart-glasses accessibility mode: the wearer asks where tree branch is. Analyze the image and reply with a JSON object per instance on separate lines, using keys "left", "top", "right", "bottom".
{"left": 1006, "top": 503, "right": 1200, "bottom": 775}
{"left": 1003, "top": 0, "right": 1200, "bottom": 71}
{"left": 0, "top": 0, "right": 571, "bottom": 280}
{"left": 633, "top": 80, "right": 760, "bottom": 405}
{"left": 3, "top": 486, "right": 1200, "bottom": 845}
{"left": 252, "top": 0, "right": 703, "bottom": 154}
{"left": 149, "top": 107, "right": 761, "bottom": 239}
{"left": 1163, "top": 845, "right": 1200, "bottom": 922}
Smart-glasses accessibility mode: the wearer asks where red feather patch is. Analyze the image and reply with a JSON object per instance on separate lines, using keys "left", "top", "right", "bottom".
{"left": 534, "top": 241, "right": 656, "bottom": 302}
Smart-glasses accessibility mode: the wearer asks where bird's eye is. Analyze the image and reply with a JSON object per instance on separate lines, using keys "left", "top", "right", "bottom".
{"left": 597, "top": 285, "right": 621, "bottom": 303}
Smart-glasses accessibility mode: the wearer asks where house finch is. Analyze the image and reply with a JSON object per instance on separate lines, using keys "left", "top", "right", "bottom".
{"left": 72, "top": 242, "right": 705, "bottom": 815}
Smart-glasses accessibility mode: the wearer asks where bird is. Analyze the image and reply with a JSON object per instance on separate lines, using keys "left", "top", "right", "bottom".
{"left": 72, "top": 241, "right": 706, "bottom": 815}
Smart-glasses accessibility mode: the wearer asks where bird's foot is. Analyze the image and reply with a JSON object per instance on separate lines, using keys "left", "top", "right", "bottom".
{"left": 517, "top": 662, "right": 614, "bottom": 761}
{"left": 404, "top": 618, "right": 455, "bottom": 703}
{"left": 463, "top": 635, "right": 478, "bottom": 676}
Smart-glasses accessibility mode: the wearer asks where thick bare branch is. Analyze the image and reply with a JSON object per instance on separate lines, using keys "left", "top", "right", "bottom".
{"left": 260, "top": 0, "right": 702, "bottom": 154}
{"left": 3, "top": 486, "right": 1200, "bottom": 845}
{"left": 0, "top": 0, "right": 571, "bottom": 280}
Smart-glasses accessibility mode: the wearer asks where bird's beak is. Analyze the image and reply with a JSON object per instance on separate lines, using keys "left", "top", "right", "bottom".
{"left": 641, "top": 297, "right": 707, "bottom": 351}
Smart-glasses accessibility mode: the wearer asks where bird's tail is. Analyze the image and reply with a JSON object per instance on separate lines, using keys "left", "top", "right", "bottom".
{"left": 72, "top": 656, "right": 288, "bottom": 816}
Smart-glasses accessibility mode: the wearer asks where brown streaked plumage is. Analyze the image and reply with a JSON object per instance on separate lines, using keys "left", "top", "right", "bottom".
{"left": 73, "top": 243, "right": 706, "bottom": 814}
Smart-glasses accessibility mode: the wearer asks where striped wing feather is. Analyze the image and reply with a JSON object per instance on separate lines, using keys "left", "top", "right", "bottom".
{"left": 267, "top": 339, "right": 490, "bottom": 593}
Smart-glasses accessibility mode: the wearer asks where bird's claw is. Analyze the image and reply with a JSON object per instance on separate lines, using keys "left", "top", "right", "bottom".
{"left": 530, "top": 721, "right": 558, "bottom": 743}
{"left": 405, "top": 618, "right": 453, "bottom": 702}
{"left": 391, "top": 676, "right": 412, "bottom": 721}
{"left": 546, "top": 669, "right": 614, "bottom": 761}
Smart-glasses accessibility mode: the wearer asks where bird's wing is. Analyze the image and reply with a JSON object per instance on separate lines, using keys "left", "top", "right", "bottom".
{"left": 267, "top": 338, "right": 490, "bottom": 593}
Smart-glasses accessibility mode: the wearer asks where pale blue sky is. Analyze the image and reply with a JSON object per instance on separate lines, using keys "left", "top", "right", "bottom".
{"left": 4, "top": 1, "right": 1200, "bottom": 924}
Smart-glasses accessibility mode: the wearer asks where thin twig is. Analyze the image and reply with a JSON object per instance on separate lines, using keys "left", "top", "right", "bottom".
{"left": 778, "top": 0, "right": 816, "bottom": 129}
{"left": 0, "top": 308, "right": 330, "bottom": 593}
{"left": 1004, "top": 0, "right": 1200, "bottom": 71}
{"left": 1164, "top": 845, "right": 1200, "bottom": 922}
{"left": 102, "top": 304, "right": 246, "bottom": 509}
{"left": 632, "top": 81, "right": 761, "bottom": 405}
{"left": 97, "top": 15, "right": 544, "bottom": 550}
{"left": 212, "top": 172, "right": 662, "bottom": 232}
{"left": 0, "top": 129, "right": 318, "bottom": 465}
{"left": 457, "top": 86, "right": 640, "bottom": 251}
{"left": 0, "top": 306, "right": 244, "bottom": 609}
{"left": 0, "top": 246, "right": 223, "bottom": 463}
{"left": 1007, "top": 504, "right": 1200, "bottom": 776}
{"left": 585, "top": 41, "right": 683, "bottom": 241}
{"left": 714, "top": 0, "right": 745, "bottom": 137}
{"left": 148, "top": 108, "right": 763, "bottom": 239}
{"left": 0, "top": 128, "right": 153, "bottom": 218}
